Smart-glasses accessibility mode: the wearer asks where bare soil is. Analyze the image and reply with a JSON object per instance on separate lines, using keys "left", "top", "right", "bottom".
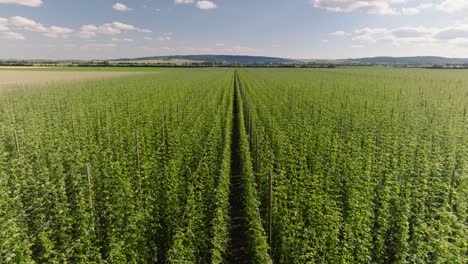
{"left": 0, "top": 71, "right": 144, "bottom": 87}
{"left": 227, "top": 72, "right": 251, "bottom": 264}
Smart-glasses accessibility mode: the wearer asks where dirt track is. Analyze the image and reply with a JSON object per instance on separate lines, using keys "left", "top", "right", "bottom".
{"left": 0, "top": 71, "right": 144, "bottom": 87}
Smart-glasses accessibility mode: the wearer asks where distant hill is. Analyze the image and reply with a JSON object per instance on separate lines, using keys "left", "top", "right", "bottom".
{"left": 113, "top": 55, "right": 297, "bottom": 64}
{"left": 342, "top": 56, "right": 468, "bottom": 65}
{"left": 107, "top": 55, "right": 468, "bottom": 67}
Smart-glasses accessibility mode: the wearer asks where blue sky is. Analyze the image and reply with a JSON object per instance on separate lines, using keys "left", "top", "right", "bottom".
{"left": 1, "top": 0, "right": 468, "bottom": 59}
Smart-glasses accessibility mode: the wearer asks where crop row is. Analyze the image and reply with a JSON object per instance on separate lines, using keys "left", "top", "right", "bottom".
{"left": 0, "top": 70, "right": 235, "bottom": 263}
{"left": 1, "top": 68, "right": 466, "bottom": 263}
{"left": 237, "top": 68, "right": 467, "bottom": 263}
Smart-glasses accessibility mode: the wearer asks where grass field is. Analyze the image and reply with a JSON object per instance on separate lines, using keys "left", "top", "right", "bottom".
{"left": 0, "top": 67, "right": 466, "bottom": 263}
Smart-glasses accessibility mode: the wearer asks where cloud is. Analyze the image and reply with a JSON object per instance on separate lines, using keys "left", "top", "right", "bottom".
{"left": 312, "top": 0, "right": 406, "bottom": 15}
{"left": 437, "top": 0, "right": 468, "bottom": 17}
{"left": 112, "top": 2, "right": 132, "bottom": 12}
{"left": 144, "top": 36, "right": 152, "bottom": 40}
{"left": 183, "top": 47, "right": 213, "bottom": 53}
{"left": 0, "top": 31, "right": 25, "bottom": 40}
{"left": 0, "top": 18, "right": 9, "bottom": 31}
{"left": 175, "top": 0, "right": 194, "bottom": 3}
{"left": 112, "top": 37, "right": 134, "bottom": 42}
{"left": 78, "top": 22, "right": 151, "bottom": 38}
{"left": 223, "top": 45, "right": 256, "bottom": 54}
{"left": 0, "top": 0, "right": 43, "bottom": 7}
{"left": 331, "top": 30, "right": 348, "bottom": 36}
{"left": 176, "top": 0, "right": 217, "bottom": 10}
{"left": 434, "top": 27, "right": 468, "bottom": 40}
{"left": 401, "top": 3, "right": 433, "bottom": 15}
{"left": 161, "top": 46, "right": 176, "bottom": 52}
{"left": 196, "top": 1, "right": 217, "bottom": 10}
{"left": 80, "top": 43, "right": 117, "bottom": 50}
{"left": 338, "top": 23, "right": 468, "bottom": 48}
{"left": 401, "top": 7, "right": 419, "bottom": 15}
{"left": 0, "top": 16, "right": 73, "bottom": 38}
{"left": 350, "top": 44, "right": 365, "bottom": 48}
{"left": 44, "top": 26, "right": 74, "bottom": 38}
{"left": 215, "top": 43, "right": 225, "bottom": 46}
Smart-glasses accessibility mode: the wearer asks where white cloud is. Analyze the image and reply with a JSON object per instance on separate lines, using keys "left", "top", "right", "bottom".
{"left": 215, "top": 43, "right": 225, "bottom": 46}
{"left": 401, "top": 7, "right": 419, "bottom": 15}
{"left": 112, "top": 3, "right": 132, "bottom": 12}
{"left": 437, "top": 0, "right": 468, "bottom": 17}
{"left": 158, "top": 36, "right": 171, "bottom": 41}
{"left": 44, "top": 26, "right": 74, "bottom": 38}
{"left": 0, "top": 18, "right": 9, "bottom": 31}
{"left": 112, "top": 37, "right": 134, "bottom": 42}
{"left": 184, "top": 47, "right": 213, "bottom": 52}
{"left": 437, "top": 0, "right": 468, "bottom": 13}
{"left": 402, "top": 3, "right": 433, "bottom": 15}
{"left": 144, "top": 36, "right": 153, "bottom": 40}
{"left": 78, "top": 22, "right": 151, "bottom": 38}
{"left": 196, "top": 1, "right": 217, "bottom": 10}
{"left": 161, "top": 46, "right": 176, "bottom": 52}
{"left": 223, "top": 45, "right": 256, "bottom": 54}
{"left": 9, "top": 16, "right": 46, "bottom": 30}
{"left": 175, "top": 0, "right": 194, "bottom": 3}
{"left": 0, "top": 31, "right": 25, "bottom": 40}
{"left": 339, "top": 23, "right": 468, "bottom": 48}
{"left": 331, "top": 30, "right": 348, "bottom": 36}
{"left": 350, "top": 44, "right": 365, "bottom": 48}
{"left": 175, "top": 0, "right": 217, "bottom": 10}
{"left": 448, "top": 37, "right": 468, "bottom": 45}
{"left": 312, "top": 0, "right": 406, "bottom": 15}
{"left": 0, "top": 0, "right": 43, "bottom": 7}
{"left": 0, "top": 16, "right": 73, "bottom": 38}
{"left": 80, "top": 43, "right": 117, "bottom": 50}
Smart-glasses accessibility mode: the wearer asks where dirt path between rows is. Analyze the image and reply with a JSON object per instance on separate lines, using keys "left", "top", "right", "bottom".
{"left": 227, "top": 71, "right": 251, "bottom": 264}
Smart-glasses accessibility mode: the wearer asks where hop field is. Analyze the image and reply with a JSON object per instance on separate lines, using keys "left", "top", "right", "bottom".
{"left": 0, "top": 68, "right": 466, "bottom": 263}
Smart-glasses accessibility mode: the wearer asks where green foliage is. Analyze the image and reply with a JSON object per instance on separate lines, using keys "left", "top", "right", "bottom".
{"left": 1, "top": 68, "right": 466, "bottom": 263}
{"left": 0, "top": 69, "right": 234, "bottom": 263}
{"left": 236, "top": 73, "right": 273, "bottom": 264}
{"left": 237, "top": 68, "right": 467, "bottom": 263}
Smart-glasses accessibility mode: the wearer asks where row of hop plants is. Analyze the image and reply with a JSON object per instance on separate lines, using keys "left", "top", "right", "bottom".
{"left": 167, "top": 74, "right": 233, "bottom": 263}
{"left": 0, "top": 69, "right": 236, "bottom": 263}
{"left": 237, "top": 68, "right": 467, "bottom": 263}
{"left": 235, "top": 72, "right": 273, "bottom": 264}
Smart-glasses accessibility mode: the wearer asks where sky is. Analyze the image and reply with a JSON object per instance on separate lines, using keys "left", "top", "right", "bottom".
{"left": 1, "top": 0, "right": 468, "bottom": 60}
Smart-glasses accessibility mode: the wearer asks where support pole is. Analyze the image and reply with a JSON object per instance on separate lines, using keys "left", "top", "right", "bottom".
{"left": 268, "top": 171, "right": 273, "bottom": 248}
{"left": 14, "top": 129, "right": 20, "bottom": 156}
{"left": 86, "top": 164, "right": 94, "bottom": 209}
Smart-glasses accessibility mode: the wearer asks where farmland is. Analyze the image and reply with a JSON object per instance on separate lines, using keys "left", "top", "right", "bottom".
{"left": 0, "top": 68, "right": 467, "bottom": 263}
{"left": 0, "top": 70, "right": 146, "bottom": 88}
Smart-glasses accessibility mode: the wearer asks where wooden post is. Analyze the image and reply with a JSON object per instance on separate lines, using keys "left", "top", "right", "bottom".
{"left": 449, "top": 160, "right": 459, "bottom": 207}
{"left": 127, "top": 96, "right": 130, "bottom": 118}
{"left": 86, "top": 164, "right": 94, "bottom": 209}
{"left": 268, "top": 171, "right": 273, "bottom": 248}
{"left": 256, "top": 133, "right": 259, "bottom": 172}
{"left": 14, "top": 129, "right": 20, "bottom": 156}
{"left": 162, "top": 112, "right": 165, "bottom": 140}
{"left": 374, "top": 132, "right": 380, "bottom": 165}
{"left": 135, "top": 130, "right": 140, "bottom": 171}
